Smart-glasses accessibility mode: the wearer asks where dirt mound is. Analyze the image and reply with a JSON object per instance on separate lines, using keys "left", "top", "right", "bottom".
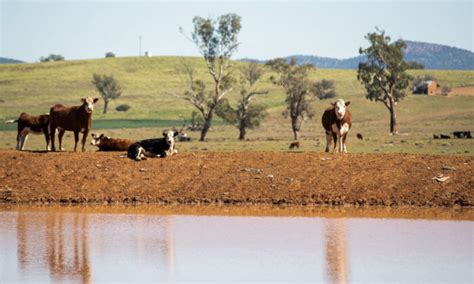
{"left": 0, "top": 150, "right": 472, "bottom": 207}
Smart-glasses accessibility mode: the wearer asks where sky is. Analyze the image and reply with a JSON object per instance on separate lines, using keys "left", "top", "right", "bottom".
{"left": 1, "top": 0, "right": 472, "bottom": 62}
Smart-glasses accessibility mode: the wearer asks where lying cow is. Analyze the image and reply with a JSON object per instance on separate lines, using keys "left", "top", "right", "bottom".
{"left": 127, "top": 130, "right": 179, "bottom": 161}
{"left": 321, "top": 99, "right": 352, "bottom": 153}
{"left": 49, "top": 97, "right": 99, "bottom": 152}
{"left": 90, "top": 133, "right": 136, "bottom": 151}
{"left": 5, "top": 112, "right": 50, "bottom": 151}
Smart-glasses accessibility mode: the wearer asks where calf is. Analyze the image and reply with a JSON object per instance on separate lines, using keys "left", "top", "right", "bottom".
{"left": 90, "top": 133, "right": 136, "bottom": 151}
{"left": 289, "top": 141, "right": 300, "bottom": 150}
{"left": 321, "top": 99, "right": 352, "bottom": 153}
{"left": 127, "top": 130, "right": 179, "bottom": 161}
{"left": 5, "top": 112, "right": 50, "bottom": 151}
{"left": 49, "top": 97, "right": 99, "bottom": 152}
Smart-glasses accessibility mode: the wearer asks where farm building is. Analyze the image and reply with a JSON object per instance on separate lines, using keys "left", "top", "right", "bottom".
{"left": 413, "top": 80, "right": 439, "bottom": 95}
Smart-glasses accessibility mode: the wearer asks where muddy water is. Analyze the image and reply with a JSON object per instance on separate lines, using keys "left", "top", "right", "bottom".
{"left": 0, "top": 206, "right": 472, "bottom": 283}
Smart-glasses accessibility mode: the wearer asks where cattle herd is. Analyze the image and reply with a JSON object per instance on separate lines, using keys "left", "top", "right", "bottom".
{"left": 4, "top": 97, "right": 180, "bottom": 161}
{"left": 8, "top": 97, "right": 426, "bottom": 158}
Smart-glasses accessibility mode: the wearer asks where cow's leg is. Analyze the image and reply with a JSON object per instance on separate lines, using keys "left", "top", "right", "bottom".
{"left": 44, "top": 130, "right": 50, "bottom": 151}
{"left": 81, "top": 130, "right": 88, "bottom": 152}
{"left": 16, "top": 132, "right": 21, "bottom": 150}
{"left": 332, "top": 133, "right": 338, "bottom": 153}
{"left": 73, "top": 131, "right": 79, "bottom": 152}
{"left": 58, "top": 129, "right": 65, "bottom": 151}
{"left": 339, "top": 134, "right": 344, "bottom": 153}
{"left": 342, "top": 134, "right": 348, "bottom": 153}
{"left": 325, "top": 131, "right": 331, "bottom": 152}
{"left": 20, "top": 134, "right": 28, "bottom": 151}
{"left": 50, "top": 125, "right": 57, "bottom": 151}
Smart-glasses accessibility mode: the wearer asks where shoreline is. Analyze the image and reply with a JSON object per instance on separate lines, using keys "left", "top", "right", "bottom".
{"left": 0, "top": 150, "right": 472, "bottom": 208}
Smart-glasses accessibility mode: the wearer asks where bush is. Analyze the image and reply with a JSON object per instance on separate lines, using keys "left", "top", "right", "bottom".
{"left": 105, "top": 52, "right": 116, "bottom": 58}
{"left": 39, "top": 54, "right": 65, "bottom": 62}
{"left": 115, "top": 104, "right": 131, "bottom": 112}
{"left": 314, "top": 79, "right": 337, "bottom": 100}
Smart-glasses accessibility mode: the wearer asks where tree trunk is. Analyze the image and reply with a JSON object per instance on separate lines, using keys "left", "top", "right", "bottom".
{"left": 291, "top": 117, "right": 300, "bottom": 140}
{"left": 389, "top": 100, "right": 398, "bottom": 135}
{"left": 103, "top": 100, "right": 109, "bottom": 114}
{"left": 238, "top": 126, "right": 246, "bottom": 140}
{"left": 200, "top": 112, "right": 213, "bottom": 141}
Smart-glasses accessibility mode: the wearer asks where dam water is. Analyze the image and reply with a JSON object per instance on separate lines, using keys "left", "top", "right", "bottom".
{"left": 0, "top": 205, "right": 472, "bottom": 283}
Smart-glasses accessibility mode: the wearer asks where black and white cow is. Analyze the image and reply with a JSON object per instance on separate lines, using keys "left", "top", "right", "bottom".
{"left": 127, "top": 130, "right": 179, "bottom": 161}
{"left": 321, "top": 99, "right": 352, "bottom": 153}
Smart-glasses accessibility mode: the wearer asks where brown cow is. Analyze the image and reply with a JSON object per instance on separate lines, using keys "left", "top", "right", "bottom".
{"left": 4, "top": 112, "right": 50, "bottom": 151}
{"left": 49, "top": 97, "right": 99, "bottom": 152}
{"left": 90, "top": 133, "right": 136, "bottom": 151}
{"left": 321, "top": 99, "right": 352, "bottom": 153}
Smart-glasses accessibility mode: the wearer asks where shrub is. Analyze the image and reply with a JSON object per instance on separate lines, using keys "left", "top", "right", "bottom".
{"left": 115, "top": 104, "right": 131, "bottom": 112}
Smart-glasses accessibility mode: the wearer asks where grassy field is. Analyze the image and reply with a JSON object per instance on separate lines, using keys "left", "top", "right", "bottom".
{"left": 0, "top": 56, "right": 473, "bottom": 155}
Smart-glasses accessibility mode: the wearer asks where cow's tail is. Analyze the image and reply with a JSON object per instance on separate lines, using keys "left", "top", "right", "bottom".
{"left": 4, "top": 119, "right": 18, "bottom": 124}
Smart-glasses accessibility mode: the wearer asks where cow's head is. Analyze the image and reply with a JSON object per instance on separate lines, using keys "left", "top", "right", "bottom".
{"left": 162, "top": 130, "right": 179, "bottom": 145}
{"left": 81, "top": 97, "right": 99, "bottom": 113}
{"left": 331, "top": 99, "right": 350, "bottom": 120}
{"left": 90, "top": 133, "right": 110, "bottom": 146}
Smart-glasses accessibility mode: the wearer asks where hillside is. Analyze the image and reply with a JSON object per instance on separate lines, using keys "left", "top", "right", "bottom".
{"left": 242, "top": 41, "right": 474, "bottom": 70}
{"left": 0, "top": 56, "right": 473, "bottom": 155}
{"left": 0, "top": 57, "right": 24, "bottom": 64}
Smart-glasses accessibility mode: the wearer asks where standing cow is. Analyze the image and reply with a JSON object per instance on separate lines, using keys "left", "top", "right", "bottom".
{"left": 321, "top": 99, "right": 352, "bottom": 153}
{"left": 4, "top": 112, "right": 50, "bottom": 151}
{"left": 49, "top": 97, "right": 99, "bottom": 152}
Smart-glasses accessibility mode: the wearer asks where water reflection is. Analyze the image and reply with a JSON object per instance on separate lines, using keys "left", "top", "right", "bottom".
{"left": 325, "top": 219, "right": 348, "bottom": 284}
{"left": 1, "top": 206, "right": 472, "bottom": 283}
{"left": 13, "top": 209, "right": 176, "bottom": 282}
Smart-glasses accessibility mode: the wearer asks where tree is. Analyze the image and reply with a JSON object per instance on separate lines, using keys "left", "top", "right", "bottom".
{"left": 266, "top": 58, "right": 317, "bottom": 140}
{"left": 105, "top": 52, "right": 116, "bottom": 58}
{"left": 407, "top": 61, "right": 424, "bottom": 70}
{"left": 92, "top": 74, "right": 122, "bottom": 114}
{"left": 215, "top": 62, "right": 268, "bottom": 140}
{"left": 39, "top": 54, "right": 65, "bottom": 62}
{"left": 314, "top": 79, "right": 337, "bottom": 100}
{"left": 171, "top": 14, "right": 241, "bottom": 141}
{"left": 357, "top": 29, "right": 413, "bottom": 135}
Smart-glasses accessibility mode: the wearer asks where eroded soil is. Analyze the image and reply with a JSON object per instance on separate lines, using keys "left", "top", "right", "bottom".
{"left": 0, "top": 150, "right": 472, "bottom": 207}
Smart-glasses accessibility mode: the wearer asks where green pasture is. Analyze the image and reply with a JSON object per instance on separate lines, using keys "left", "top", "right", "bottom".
{"left": 0, "top": 56, "right": 473, "bottom": 155}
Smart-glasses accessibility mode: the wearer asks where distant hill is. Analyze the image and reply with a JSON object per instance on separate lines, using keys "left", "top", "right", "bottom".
{"left": 241, "top": 41, "right": 474, "bottom": 70}
{"left": 0, "top": 57, "right": 24, "bottom": 64}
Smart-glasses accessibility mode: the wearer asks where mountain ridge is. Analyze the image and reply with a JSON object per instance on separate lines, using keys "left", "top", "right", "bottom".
{"left": 241, "top": 41, "right": 474, "bottom": 70}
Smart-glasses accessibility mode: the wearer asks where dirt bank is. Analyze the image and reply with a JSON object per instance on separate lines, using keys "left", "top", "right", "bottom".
{"left": 0, "top": 150, "right": 472, "bottom": 207}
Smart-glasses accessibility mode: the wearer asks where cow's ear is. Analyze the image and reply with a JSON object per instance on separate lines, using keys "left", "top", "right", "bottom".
{"left": 81, "top": 98, "right": 86, "bottom": 103}
{"left": 345, "top": 101, "right": 351, "bottom": 107}
{"left": 162, "top": 130, "right": 168, "bottom": 137}
{"left": 91, "top": 133, "right": 97, "bottom": 138}
{"left": 331, "top": 101, "right": 336, "bottom": 106}
{"left": 93, "top": 98, "right": 99, "bottom": 104}
{"left": 174, "top": 131, "right": 179, "bottom": 137}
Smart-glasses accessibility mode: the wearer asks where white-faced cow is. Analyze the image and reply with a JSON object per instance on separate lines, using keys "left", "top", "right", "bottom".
{"left": 4, "top": 112, "right": 50, "bottom": 151}
{"left": 127, "top": 130, "right": 179, "bottom": 161}
{"left": 49, "top": 97, "right": 99, "bottom": 152}
{"left": 321, "top": 99, "right": 352, "bottom": 153}
{"left": 90, "top": 133, "right": 136, "bottom": 151}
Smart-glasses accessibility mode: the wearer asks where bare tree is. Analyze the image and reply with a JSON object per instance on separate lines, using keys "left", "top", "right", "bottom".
{"left": 170, "top": 14, "right": 242, "bottom": 141}
{"left": 215, "top": 62, "right": 268, "bottom": 140}
{"left": 267, "top": 58, "right": 317, "bottom": 140}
